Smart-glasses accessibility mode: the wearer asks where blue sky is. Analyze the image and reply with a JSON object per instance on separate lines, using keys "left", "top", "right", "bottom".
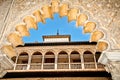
{"left": 23, "top": 13, "right": 90, "bottom": 43}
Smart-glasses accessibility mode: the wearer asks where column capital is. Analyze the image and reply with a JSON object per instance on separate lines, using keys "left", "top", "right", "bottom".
{"left": 98, "top": 51, "right": 120, "bottom": 64}
{"left": 98, "top": 50, "right": 120, "bottom": 80}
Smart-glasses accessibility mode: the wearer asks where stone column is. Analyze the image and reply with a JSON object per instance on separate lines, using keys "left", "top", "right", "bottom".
{"left": 98, "top": 51, "right": 120, "bottom": 80}
{"left": 55, "top": 53, "right": 58, "bottom": 70}
{"left": 0, "top": 53, "right": 14, "bottom": 78}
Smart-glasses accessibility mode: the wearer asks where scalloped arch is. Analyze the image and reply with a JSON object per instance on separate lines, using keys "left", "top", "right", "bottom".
{"left": 90, "top": 30, "right": 104, "bottom": 42}
{"left": 2, "top": 0, "right": 109, "bottom": 58}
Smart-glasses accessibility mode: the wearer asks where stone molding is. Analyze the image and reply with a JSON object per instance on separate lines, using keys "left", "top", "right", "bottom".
{"left": 15, "top": 45, "right": 96, "bottom": 56}
{"left": 0, "top": 53, "right": 14, "bottom": 78}
{"left": 98, "top": 50, "right": 120, "bottom": 80}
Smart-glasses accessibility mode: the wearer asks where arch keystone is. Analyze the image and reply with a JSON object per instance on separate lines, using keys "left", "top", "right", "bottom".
{"left": 23, "top": 16, "right": 37, "bottom": 30}
{"left": 91, "top": 30, "right": 104, "bottom": 42}
{"left": 84, "top": 22, "right": 96, "bottom": 33}
{"left": 1, "top": 45, "right": 16, "bottom": 58}
{"left": 15, "top": 24, "right": 30, "bottom": 37}
{"left": 7, "top": 33, "right": 24, "bottom": 47}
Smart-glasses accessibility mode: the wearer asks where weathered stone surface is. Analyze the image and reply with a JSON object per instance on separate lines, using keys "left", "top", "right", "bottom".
{"left": 77, "top": 14, "right": 88, "bottom": 26}
{"left": 33, "top": 10, "right": 43, "bottom": 23}
{"left": 0, "top": 0, "right": 46, "bottom": 47}
{"left": 0, "top": 0, "right": 12, "bottom": 44}
{"left": 0, "top": 53, "right": 14, "bottom": 78}
{"left": 96, "top": 41, "right": 108, "bottom": 52}
{"left": 98, "top": 51, "right": 120, "bottom": 80}
{"left": 15, "top": 24, "right": 30, "bottom": 37}
{"left": 108, "top": 10, "right": 120, "bottom": 49}
{"left": 84, "top": 22, "right": 96, "bottom": 33}
{"left": 1, "top": 45, "right": 16, "bottom": 58}
{"left": 7, "top": 32, "right": 24, "bottom": 47}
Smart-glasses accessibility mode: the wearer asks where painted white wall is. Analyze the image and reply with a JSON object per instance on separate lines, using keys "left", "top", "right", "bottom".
{"left": 44, "top": 38, "right": 69, "bottom": 43}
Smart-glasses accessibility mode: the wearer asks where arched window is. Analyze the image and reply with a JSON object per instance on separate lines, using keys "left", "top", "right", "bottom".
{"left": 58, "top": 51, "right": 68, "bottom": 63}
{"left": 16, "top": 52, "right": 28, "bottom": 70}
{"left": 83, "top": 51, "right": 95, "bottom": 69}
{"left": 70, "top": 51, "right": 81, "bottom": 69}
{"left": 70, "top": 51, "right": 81, "bottom": 63}
{"left": 17, "top": 52, "right": 29, "bottom": 64}
{"left": 31, "top": 52, "right": 42, "bottom": 63}
{"left": 44, "top": 52, "right": 55, "bottom": 63}
{"left": 30, "top": 52, "right": 42, "bottom": 70}
{"left": 58, "top": 51, "right": 69, "bottom": 69}
{"left": 44, "top": 51, "right": 55, "bottom": 69}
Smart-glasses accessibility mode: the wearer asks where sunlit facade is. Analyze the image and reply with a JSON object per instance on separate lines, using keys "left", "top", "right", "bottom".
{"left": 2, "top": 35, "right": 111, "bottom": 80}
{"left": 0, "top": 0, "right": 120, "bottom": 80}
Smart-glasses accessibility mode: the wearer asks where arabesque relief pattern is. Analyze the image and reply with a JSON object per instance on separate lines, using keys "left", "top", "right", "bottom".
{"left": 0, "top": 0, "right": 111, "bottom": 57}
{"left": 0, "top": 0, "right": 120, "bottom": 79}
{"left": 0, "top": 0, "right": 120, "bottom": 50}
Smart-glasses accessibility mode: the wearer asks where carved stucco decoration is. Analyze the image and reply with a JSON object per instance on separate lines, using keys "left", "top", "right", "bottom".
{"left": 59, "top": 3, "right": 68, "bottom": 17}
{"left": 33, "top": 10, "right": 43, "bottom": 23}
{"left": 77, "top": 13, "right": 88, "bottom": 26}
{"left": 97, "top": 41, "right": 108, "bottom": 52}
{"left": 0, "top": 0, "right": 119, "bottom": 79}
{"left": 91, "top": 30, "right": 104, "bottom": 42}
{"left": 7, "top": 32, "right": 24, "bottom": 47}
{"left": 105, "top": 62, "right": 120, "bottom": 80}
{"left": 51, "top": 0, "right": 60, "bottom": 14}
{"left": 98, "top": 51, "right": 120, "bottom": 80}
{"left": 84, "top": 22, "right": 96, "bottom": 33}
{"left": 0, "top": 0, "right": 13, "bottom": 40}
{"left": 68, "top": 8, "right": 78, "bottom": 22}
{"left": 16, "top": 44, "right": 96, "bottom": 56}
{"left": 41, "top": 5, "right": 53, "bottom": 20}
{"left": 1, "top": 45, "right": 16, "bottom": 58}
{"left": 23, "top": 16, "right": 38, "bottom": 30}
{"left": 15, "top": 24, "right": 30, "bottom": 37}
{"left": 0, "top": 0, "right": 119, "bottom": 57}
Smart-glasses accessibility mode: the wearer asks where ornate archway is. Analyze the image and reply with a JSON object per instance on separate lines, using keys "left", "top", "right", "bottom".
{"left": 1, "top": 0, "right": 108, "bottom": 58}
{"left": 0, "top": 0, "right": 120, "bottom": 79}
